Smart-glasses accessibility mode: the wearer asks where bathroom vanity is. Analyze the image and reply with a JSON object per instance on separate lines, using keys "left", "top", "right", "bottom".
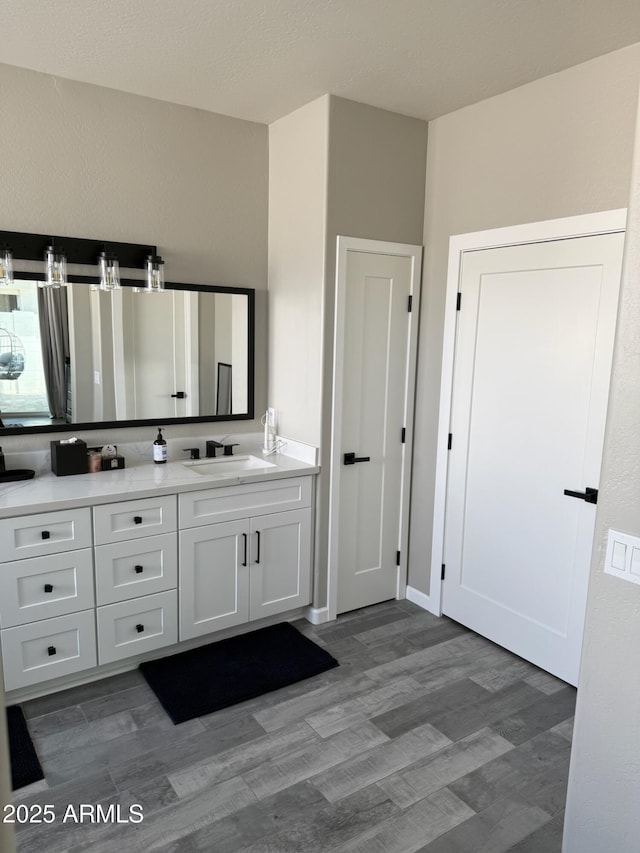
{"left": 0, "top": 452, "right": 318, "bottom": 701}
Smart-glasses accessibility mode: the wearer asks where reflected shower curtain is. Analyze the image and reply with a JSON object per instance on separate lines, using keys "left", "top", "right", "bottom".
{"left": 38, "top": 287, "right": 70, "bottom": 420}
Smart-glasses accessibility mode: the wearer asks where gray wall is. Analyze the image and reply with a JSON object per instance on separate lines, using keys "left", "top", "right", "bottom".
{"left": 409, "top": 43, "right": 640, "bottom": 596}
{"left": 562, "top": 89, "right": 640, "bottom": 852}
{"left": 0, "top": 61, "right": 268, "bottom": 456}
{"left": 268, "top": 96, "right": 329, "bottom": 448}
{"left": 268, "top": 95, "right": 428, "bottom": 609}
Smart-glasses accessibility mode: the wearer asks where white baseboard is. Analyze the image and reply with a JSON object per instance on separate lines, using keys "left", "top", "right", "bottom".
{"left": 406, "top": 585, "right": 440, "bottom": 616}
{"left": 304, "top": 605, "right": 331, "bottom": 625}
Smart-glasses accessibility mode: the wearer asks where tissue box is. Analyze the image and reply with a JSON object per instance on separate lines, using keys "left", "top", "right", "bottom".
{"left": 50, "top": 440, "right": 88, "bottom": 476}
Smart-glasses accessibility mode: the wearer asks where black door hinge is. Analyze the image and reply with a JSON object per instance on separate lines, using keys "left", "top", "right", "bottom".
{"left": 401, "top": 427, "right": 406, "bottom": 443}
{"left": 396, "top": 551, "right": 401, "bottom": 566}
{"left": 456, "top": 292, "right": 462, "bottom": 311}
{"left": 448, "top": 433, "right": 452, "bottom": 450}
{"left": 441, "top": 564, "right": 446, "bottom": 580}
{"left": 408, "top": 295, "right": 413, "bottom": 312}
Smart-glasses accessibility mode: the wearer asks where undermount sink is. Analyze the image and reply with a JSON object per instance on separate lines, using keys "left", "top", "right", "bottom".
{"left": 182, "top": 454, "right": 277, "bottom": 477}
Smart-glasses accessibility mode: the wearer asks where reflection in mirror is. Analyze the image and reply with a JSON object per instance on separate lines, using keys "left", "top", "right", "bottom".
{"left": 0, "top": 280, "right": 253, "bottom": 432}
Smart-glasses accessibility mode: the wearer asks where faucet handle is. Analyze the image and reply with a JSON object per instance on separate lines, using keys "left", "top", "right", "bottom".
{"left": 182, "top": 447, "right": 200, "bottom": 460}
{"left": 223, "top": 443, "right": 239, "bottom": 456}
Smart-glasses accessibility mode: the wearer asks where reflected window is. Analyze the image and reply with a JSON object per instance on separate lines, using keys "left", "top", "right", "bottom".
{"left": 0, "top": 281, "right": 50, "bottom": 425}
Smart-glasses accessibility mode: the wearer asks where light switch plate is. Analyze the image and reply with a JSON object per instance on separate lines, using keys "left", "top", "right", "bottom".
{"left": 604, "top": 529, "right": 640, "bottom": 585}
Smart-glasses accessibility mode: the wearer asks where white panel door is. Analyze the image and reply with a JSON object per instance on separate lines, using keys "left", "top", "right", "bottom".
{"left": 443, "top": 232, "right": 623, "bottom": 685}
{"left": 335, "top": 246, "right": 419, "bottom": 614}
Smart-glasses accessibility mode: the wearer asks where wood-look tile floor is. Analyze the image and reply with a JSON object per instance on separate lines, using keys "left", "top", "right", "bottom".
{"left": 12, "top": 601, "right": 575, "bottom": 852}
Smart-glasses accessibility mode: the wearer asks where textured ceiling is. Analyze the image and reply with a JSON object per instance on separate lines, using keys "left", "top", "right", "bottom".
{"left": 3, "top": 0, "right": 640, "bottom": 124}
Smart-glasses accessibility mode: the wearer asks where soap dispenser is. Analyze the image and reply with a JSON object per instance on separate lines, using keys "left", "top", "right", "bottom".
{"left": 153, "top": 429, "right": 167, "bottom": 464}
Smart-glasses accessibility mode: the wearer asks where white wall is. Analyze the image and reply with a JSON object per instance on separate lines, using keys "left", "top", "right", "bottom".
{"left": 0, "top": 62, "right": 268, "bottom": 457}
{"left": 562, "top": 88, "right": 640, "bottom": 852}
{"left": 410, "top": 43, "right": 640, "bottom": 595}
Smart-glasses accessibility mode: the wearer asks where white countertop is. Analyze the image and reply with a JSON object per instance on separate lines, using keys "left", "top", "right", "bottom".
{"left": 0, "top": 449, "right": 319, "bottom": 518}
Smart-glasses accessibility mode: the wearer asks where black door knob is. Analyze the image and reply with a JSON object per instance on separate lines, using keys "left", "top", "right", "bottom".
{"left": 563, "top": 487, "right": 598, "bottom": 504}
{"left": 44, "top": 583, "right": 53, "bottom": 593}
{"left": 134, "top": 564, "right": 144, "bottom": 574}
{"left": 47, "top": 646, "right": 56, "bottom": 656}
{"left": 136, "top": 624, "right": 144, "bottom": 633}
{"left": 343, "top": 452, "right": 371, "bottom": 465}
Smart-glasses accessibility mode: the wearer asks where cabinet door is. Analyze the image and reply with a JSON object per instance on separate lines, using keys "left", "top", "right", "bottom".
{"left": 249, "top": 508, "right": 312, "bottom": 620}
{"left": 179, "top": 520, "right": 249, "bottom": 640}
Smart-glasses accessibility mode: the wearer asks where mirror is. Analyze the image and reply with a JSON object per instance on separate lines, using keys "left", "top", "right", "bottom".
{"left": 0, "top": 279, "right": 254, "bottom": 434}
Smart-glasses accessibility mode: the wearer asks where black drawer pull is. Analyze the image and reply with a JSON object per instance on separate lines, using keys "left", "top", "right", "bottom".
{"left": 134, "top": 564, "right": 144, "bottom": 574}
{"left": 133, "top": 516, "right": 143, "bottom": 525}
{"left": 43, "top": 583, "right": 54, "bottom": 593}
{"left": 41, "top": 530, "right": 51, "bottom": 540}
{"left": 47, "top": 645, "right": 56, "bottom": 656}
{"left": 136, "top": 623, "right": 144, "bottom": 633}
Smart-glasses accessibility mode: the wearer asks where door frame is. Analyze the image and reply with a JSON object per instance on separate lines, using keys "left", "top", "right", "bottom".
{"left": 327, "top": 236, "right": 423, "bottom": 621}
{"left": 428, "top": 209, "right": 627, "bottom": 616}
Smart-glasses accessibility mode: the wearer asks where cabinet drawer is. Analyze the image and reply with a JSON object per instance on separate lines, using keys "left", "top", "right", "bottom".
{"left": 95, "top": 533, "right": 177, "bottom": 605}
{"left": 179, "top": 476, "right": 312, "bottom": 528}
{"left": 0, "top": 508, "right": 92, "bottom": 563}
{"left": 1, "top": 610, "right": 97, "bottom": 691}
{"left": 97, "top": 590, "right": 177, "bottom": 664}
{"left": 93, "top": 495, "right": 177, "bottom": 545}
{"left": 0, "top": 549, "right": 95, "bottom": 628}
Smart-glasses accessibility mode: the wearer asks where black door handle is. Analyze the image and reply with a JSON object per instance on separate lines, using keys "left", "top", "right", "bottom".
{"left": 563, "top": 487, "right": 598, "bottom": 504}
{"left": 242, "top": 532, "right": 247, "bottom": 567}
{"left": 171, "top": 391, "right": 186, "bottom": 399}
{"left": 255, "top": 530, "right": 261, "bottom": 564}
{"left": 344, "top": 452, "right": 371, "bottom": 465}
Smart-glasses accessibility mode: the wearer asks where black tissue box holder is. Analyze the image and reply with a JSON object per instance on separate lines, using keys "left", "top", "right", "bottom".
{"left": 50, "top": 440, "right": 88, "bottom": 476}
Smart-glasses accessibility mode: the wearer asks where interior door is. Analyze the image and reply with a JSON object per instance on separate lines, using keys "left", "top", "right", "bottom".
{"left": 334, "top": 242, "right": 421, "bottom": 614}
{"left": 118, "top": 288, "right": 197, "bottom": 419}
{"left": 443, "top": 232, "right": 624, "bottom": 685}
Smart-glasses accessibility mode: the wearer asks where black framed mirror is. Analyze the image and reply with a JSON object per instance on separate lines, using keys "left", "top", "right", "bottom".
{"left": 0, "top": 230, "right": 254, "bottom": 435}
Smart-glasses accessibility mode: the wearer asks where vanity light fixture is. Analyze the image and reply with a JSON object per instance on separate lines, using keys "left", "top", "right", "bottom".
{"left": 139, "top": 252, "right": 165, "bottom": 293}
{"left": 43, "top": 244, "right": 67, "bottom": 288}
{"left": 0, "top": 244, "right": 13, "bottom": 286}
{"left": 98, "top": 250, "right": 121, "bottom": 291}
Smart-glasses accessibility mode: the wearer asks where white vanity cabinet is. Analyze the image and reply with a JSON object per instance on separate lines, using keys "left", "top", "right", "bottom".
{"left": 0, "top": 466, "right": 316, "bottom": 698}
{"left": 179, "top": 477, "right": 313, "bottom": 640}
{"left": 93, "top": 496, "right": 178, "bottom": 664}
{"left": 0, "top": 508, "right": 97, "bottom": 691}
